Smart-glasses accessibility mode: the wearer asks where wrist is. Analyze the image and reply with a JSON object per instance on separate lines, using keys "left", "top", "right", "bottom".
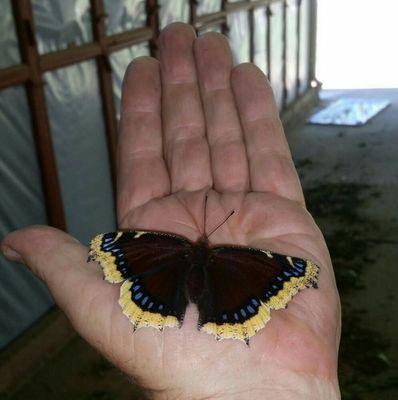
{"left": 147, "top": 369, "right": 340, "bottom": 400}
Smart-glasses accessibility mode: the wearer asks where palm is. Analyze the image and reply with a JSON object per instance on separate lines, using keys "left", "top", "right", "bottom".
{"left": 3, "top": 23, "right": 340, "bottom": 398}
{"left": 97, "top": 189, "right": 338, "bottom": 394}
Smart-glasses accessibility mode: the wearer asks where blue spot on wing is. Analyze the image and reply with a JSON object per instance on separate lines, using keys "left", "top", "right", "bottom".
{"left": 247, "top": 305, "right": 255, "bottom": 314}
{"left": 134, "top": 292, "right": 143, "bottom": 300}
{"left": 251, "top": 299, "right": 259, "bottom": 306}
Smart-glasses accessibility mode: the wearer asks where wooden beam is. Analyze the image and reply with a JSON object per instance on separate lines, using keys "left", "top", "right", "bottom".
{"left": 146, "top": 0, "right": 160, "bottom": 58}
{"left": 308, "top": 0, "right": 317, "bottom": 84}
{"left": 90, "top": 0, "right": 118, "bottom": 191}
{"left": 189, "top": 0, "right": 198, "bottom": 31}
{"left": 0, "top": 65, "right": 30, "bottom": 90}
{"left": 40, "top": 43, "right": 101, "bottom": 72}
{"left": 39, "top": 28, "right": 154, "bottom": 73}
{"left": 11, "top": 0, "right": 66, "bottom": 230}
{"left": 249, "top": 7, "right": 255, "bottom": 63}
{"left": 106, "top": 27, "right": 153, "bottom": 53}
{"left": 266, "top": 5, "right": 272, "bottom": 79}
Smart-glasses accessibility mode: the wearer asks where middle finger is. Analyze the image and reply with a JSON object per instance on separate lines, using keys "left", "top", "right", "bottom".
{"left": 159, "top": 23, "right": 212, "bottom": 193}
{"left": 194, "top": 32, "right": 250, "bottom": 192}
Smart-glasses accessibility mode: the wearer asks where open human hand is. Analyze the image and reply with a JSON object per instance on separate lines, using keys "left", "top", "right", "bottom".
{"left": 2, "top": 23, "right": 341, "bottom": 399}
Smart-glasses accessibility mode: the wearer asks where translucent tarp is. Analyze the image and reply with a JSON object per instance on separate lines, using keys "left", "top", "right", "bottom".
{"left": 196, "top": 0, "right": 222, "bottom": 17}
{"left": 0, "top": 86, "right": 53, "bottom": 349}
{"left": 253, "top": 7, "right": 268, "bottom": 75}
{"left": 43, "top": 61, "right": 116, "bottom": 244}
{"left": 270, "top": 1, "right": 284, "bottom": 110}
{"left": 228, "top": 11, "right": 250, "bottom": 64}
{"left": 32, "top": 0, "right": 93, "bottom": 54}
{"left": 299, "top": 0, "right": 311, "bottom": 94}
{"left": 285, "top": 0, "right": 298, "bottom": 104}
{"left": 104, "top": 0, "right": 146, "bottom": 35}
{"left": 110, "top": 42, "right": 150, "bottom": 120}
{"left": 0, "top": 0, "right": 21, "bottom": 69}
{"left": 308, "top": 98, "right": 390, "bottom": 126}
{"left": 158, "top": 0, "right": 189, "bottom": 29}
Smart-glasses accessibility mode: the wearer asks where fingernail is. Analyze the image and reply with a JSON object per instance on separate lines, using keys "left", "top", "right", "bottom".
{"left": 2, "top": 246, "right": 22, "bottom": 262}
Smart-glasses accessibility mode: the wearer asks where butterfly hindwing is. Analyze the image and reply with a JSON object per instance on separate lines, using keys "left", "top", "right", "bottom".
{"left": 89, "top": 230, "right": 191, "bottom": 331}
{"left": 198, "top": 246, "right": 319, "bottom": 343}
{"left": 119, "top": 257, "right": 189, "bottom": 331}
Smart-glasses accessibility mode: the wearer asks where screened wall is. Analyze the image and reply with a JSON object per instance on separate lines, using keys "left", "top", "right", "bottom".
{"left": 0, "top": 0, "right": 317, "bottom": 349}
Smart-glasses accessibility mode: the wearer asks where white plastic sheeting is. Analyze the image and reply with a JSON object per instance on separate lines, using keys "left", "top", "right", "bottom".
{"left": 270, "top": 1, "right": 284, "bottom": 110}
{"left": 0, "top": 0, "right": 21, "bottom": 68}
{"left": 43, "top": 60, "right": 116, "bottom": 244}
{"left": 158, "top": 0, "right": 189, "bottom": 29}
{"left": 228, "top": 11, "right": 250, "bottom": 64}
{"left": 196, "top": 0, "right": 222, "bottom": 17}
{"left": 104, "top": 0, "right": 146, "bottom": 35}
{"left": 253, "top": 7, "right": 268, "bottom": 75}
{"left": 0, "top": 86, "right": 53, "bottom": 349}
{"left": 110, "top": 43, "right": 150, "bottom": 120}
{"left": 286, "top": 0, "right": 298, "bottom": 104}
{"left": 32, "top": 0, "right": 93, "bottom": 54}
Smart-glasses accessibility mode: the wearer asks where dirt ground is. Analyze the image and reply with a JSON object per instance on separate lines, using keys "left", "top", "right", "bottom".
{"left": 2, "top": 89, "right": 397, "bottom": 400}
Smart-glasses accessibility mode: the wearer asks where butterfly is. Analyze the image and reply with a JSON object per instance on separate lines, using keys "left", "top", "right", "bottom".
{"left": 87, "top": 208, "right": 319, "bottom": 345}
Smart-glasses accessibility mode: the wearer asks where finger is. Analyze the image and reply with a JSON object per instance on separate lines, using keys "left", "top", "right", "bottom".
{"left": 117, "top": 56, "right": 170, "bottom": 223}
{"left": 231, "top": 64, "right": 304, "bottom": 204}
{"left": 159, "top": 22, "right": 212, "bottom": 192}
{"left": 194, "top": 33, "right": 250, "bottom": 192}
{"left": 1, "top": 226, "right": 113, "bottom": 336}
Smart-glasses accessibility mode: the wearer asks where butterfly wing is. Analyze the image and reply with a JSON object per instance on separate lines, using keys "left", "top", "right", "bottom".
{"left": 88, "top": 230, "right": 191, "bottom": 331}
{"left": 198, "top": 246, "right": 319, "bottom": 344}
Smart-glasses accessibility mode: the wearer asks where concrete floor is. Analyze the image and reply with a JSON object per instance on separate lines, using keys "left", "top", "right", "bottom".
{"left": 289, "top": 88, "right": 398, "bottom": 399}
{"left": 2, "top": 89, "right": 397, "bottom": 400}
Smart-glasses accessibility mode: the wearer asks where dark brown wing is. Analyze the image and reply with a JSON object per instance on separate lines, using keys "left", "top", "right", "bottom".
{"left": 88, "top": 230, "right": 192, "bottom": 331}
{"left": 198, "top": 246, "right": 319, "bottom": 344}
{"left": 88, "top": 230, "right": 191, "bottom": 283}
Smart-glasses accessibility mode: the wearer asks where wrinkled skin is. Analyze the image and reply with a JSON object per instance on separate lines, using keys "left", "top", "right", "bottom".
{"left": 2, "top": 23, "right": 341, "bottom": 400}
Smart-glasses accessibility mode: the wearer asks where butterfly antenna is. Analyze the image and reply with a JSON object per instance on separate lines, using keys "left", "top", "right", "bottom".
{"left": 207, "top": 210, "right": 235, "bottom": 238}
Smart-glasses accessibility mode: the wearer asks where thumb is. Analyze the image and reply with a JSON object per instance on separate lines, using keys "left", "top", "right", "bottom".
{"left": 1, "top": 225, "right": 104, "bottom": 318}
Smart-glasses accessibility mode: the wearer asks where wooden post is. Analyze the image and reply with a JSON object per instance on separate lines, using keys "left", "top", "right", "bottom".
{"left": 146, "top": 0, "right": 160, "bottom": 58}
{"left": 11, "top": 0, "right": 66, "bottom": 230}
{"left": 90, "top": 0, "right": 118, "bottom": 192}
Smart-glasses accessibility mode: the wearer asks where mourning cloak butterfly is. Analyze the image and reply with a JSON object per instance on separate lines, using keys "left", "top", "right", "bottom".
{"left": 88, "top": 209, "right": 319, "bottom": 345}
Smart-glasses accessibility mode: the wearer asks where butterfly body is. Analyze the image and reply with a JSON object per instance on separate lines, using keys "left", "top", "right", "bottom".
{"left": 88, "top": 230, "right": 319, "bottom": 344}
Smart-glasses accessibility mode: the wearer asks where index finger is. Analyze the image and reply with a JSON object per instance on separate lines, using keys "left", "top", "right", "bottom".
{"left": 117, "top": 57, "right": 170, "bottom": 224}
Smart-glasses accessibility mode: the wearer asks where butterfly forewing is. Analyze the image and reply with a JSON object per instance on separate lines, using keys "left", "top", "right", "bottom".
{"left": 88, "top": 230, "right": 191, "bottom": 282}
{"left": 89, "top": 230, "right": 191, "bottom": 331}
